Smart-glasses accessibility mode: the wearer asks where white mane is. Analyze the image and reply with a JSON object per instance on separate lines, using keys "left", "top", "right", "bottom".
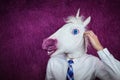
{"left": 65, "top": 16, "right": 84, "bottom": 25}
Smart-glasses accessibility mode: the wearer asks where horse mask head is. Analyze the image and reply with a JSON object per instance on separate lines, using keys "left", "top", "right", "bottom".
{"left": 42, "top": 9, "right": 91, "bottom": 57}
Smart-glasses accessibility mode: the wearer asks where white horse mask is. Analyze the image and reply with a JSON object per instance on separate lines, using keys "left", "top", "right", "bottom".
{"left": 42, "top": 9, "right": 91, "bottom": 58}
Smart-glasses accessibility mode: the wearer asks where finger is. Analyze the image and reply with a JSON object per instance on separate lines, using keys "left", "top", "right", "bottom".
{"left": 84, "top": 31, "right": 93, "bottom": 35}
{"left": 86, "top": 31, "right": 97, "bottom": 38}
{"left": 83, "top": 32, "right": 89, "bottom": 37}
{"left": 85, "top": 30, "right": 95, "bottom": 34}
{"left": 89, "top": 31, "right": 96, "bottom": 36}
{"left": 84, "top": 31, "right": 90, "bottom": 34}
{"left": 84, "top": 31, "right": 90, "bottom": 36}
{"left": 84, "top": 31, "right": 93, "bottom": 37}
{"left": 85, "top": 32, "right": 96, "bottom": 41}
{"left": 84, "top": 32, "right": 92, "bottom": 39}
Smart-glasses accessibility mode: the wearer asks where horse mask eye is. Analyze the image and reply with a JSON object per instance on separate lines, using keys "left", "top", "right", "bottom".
{"left": 72, "top": 29, "right": 79, "bottom": 35}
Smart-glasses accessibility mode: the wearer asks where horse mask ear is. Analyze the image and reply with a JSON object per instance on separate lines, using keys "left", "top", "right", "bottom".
{"left": 83, "top": 16, "right": 91, "bottom": 27}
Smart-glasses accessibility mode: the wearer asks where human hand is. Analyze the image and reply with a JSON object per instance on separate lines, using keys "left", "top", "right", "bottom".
{"left": 84, "top": 31, "right": 103, "bottom": 51}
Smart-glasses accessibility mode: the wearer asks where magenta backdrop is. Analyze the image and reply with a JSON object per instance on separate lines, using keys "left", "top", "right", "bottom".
{"left": 0, "top": 0, "right": 120, "bottom": 80}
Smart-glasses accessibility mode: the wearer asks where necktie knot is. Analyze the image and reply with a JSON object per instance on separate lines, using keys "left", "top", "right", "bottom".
{"left": 68, "top": 60, "right": 74, "bottom": 65}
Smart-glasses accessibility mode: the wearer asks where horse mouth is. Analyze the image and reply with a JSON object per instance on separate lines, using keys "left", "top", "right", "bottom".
{"left": 47, "top": 49, "right": 56, "bottom": 55}
{"left": 46, "top": 46, "right": 57, "bottom": 55}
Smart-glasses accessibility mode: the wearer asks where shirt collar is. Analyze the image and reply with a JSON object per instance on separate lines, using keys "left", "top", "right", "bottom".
{"left": 66, "top": 53, "right": 87, "bottom": 64}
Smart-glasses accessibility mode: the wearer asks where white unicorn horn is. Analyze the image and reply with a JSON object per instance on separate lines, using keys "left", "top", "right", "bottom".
{"left": 76, "top": 8, "right": 80, "bottom": 18}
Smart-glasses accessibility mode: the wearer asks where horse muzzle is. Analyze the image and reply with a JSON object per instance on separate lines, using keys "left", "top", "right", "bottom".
{"left": 42, "top": 38, "right": 58, "bottom": 55}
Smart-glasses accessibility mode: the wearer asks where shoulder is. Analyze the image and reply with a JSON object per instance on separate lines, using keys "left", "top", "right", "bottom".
{"left": 82, "top": 54, "right": 104, "bottom": 69}
{"left": 48, "top": 54, "right": 67, "bottom": 63}
{"left": 84, "top": 54, "right": 101, "bottom": 63}
{"left": 85, "top": 54, "right": 99, "bottom": 59}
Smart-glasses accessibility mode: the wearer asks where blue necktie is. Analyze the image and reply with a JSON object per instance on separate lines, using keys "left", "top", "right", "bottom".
{"left": 66, "top": 60, "right": 74, "bottom": 80}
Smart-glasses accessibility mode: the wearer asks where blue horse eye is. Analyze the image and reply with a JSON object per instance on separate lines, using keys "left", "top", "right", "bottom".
{"left": 72, "top": 29, "right": 79, "bottom": 35}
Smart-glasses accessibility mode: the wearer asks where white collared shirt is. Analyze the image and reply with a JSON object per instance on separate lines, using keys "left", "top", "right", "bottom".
{"left": 46, "top": 48, "right": 120, "bottom": 80}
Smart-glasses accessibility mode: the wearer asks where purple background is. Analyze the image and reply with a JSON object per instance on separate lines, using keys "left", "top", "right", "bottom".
{"left": 0, "top": 0, "right": 120, "bottom": 80}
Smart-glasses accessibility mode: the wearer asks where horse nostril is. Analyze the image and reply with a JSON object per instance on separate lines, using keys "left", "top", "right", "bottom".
{"left": 42, "top": 38, "right": 57, "bottom": 50}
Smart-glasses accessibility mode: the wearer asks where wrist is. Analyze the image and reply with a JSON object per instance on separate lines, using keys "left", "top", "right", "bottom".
{"left": 96, "top": 46, "right": 104, "bottom": 51}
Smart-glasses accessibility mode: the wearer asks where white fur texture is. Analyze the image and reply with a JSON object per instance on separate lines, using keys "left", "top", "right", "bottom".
{"left": 48, "top": 9, "right": 91, "bottom": 57}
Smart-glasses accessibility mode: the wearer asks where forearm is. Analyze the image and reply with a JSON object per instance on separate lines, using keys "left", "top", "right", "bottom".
{"left": 97, "top": 48, "right": 120, "bottom": 74}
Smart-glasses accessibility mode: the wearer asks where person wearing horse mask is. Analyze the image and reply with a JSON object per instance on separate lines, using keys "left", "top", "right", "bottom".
{"left": 42, "top": 9, "right": 120, "bottom": 80}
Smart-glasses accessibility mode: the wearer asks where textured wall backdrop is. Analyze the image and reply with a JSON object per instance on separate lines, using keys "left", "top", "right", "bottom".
{"left": 0, "top": 0, "right": 120, "bottom": 80}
